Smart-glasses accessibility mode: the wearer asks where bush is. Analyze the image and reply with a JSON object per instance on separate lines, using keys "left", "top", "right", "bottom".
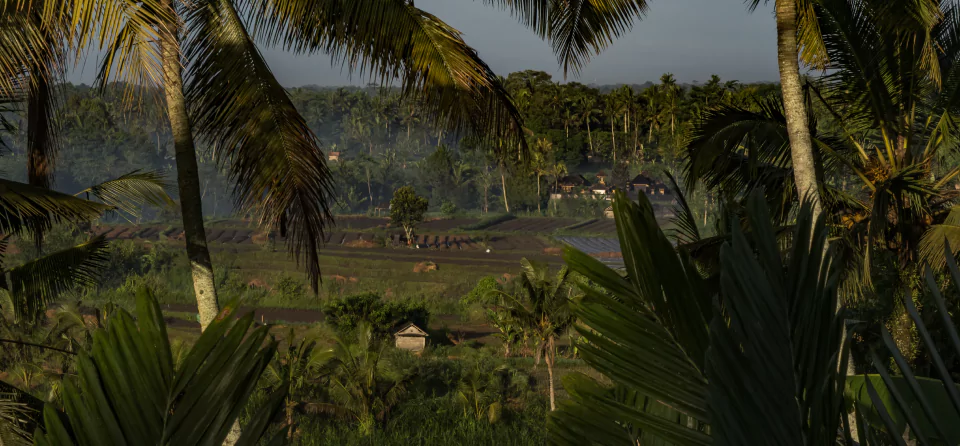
{"left": 440, "top": 200, "right": 459, "bottom": 217}
{"left": 273, "top": 275, "right": 306, "bottom": 302}
{"left": 461, "top": 276, "right": 502, "bottom": 306}
{"left": 323, "top": 293, "right": 429, "bottom": 335}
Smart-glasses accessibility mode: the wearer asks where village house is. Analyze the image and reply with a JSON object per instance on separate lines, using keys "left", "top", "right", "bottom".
{"left": 629, "top": 173, "right": 655, "bottom": 193}
{"left": 557, "top": 174, "right": 591, "bottom": 193}
{"left": 595, "top": 170, "right": 607, "bottom": 185}
{"left": 394, "top": 323, "right": 429, "bottom": 352}
{"left": 327, "top": 151, "right": 341, "bottom": 162}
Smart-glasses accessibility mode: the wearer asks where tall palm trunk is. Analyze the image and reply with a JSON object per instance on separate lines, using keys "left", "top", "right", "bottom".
{"left": 776, "top": 0, "right": 822, "bottom": 219}
{"left": 161, "top": 14, "right": 219, "bottom": 331}
{"left": 546, "top": 338, "right": 556, "bottom": 411}
{"left": 365, "top": 166, "right": 373, "bottom": 205}
{"left": 536, "top": 173, "right": 541, "bottom": 213}
{"left": 500, "top": 168, "right": 510, "bottom": 213}
{"left": 586, "top": 117, "right": 594, "bottom": 154}
{"left": 610, "top": 118, "right": 616, "bottom": 162}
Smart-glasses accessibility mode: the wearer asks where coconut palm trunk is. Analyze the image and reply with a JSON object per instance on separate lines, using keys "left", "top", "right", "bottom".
{"left": 501, "top": 168, "right": 510, "bottom": 213}
{"left": 610, "top": 118, "right": 616, "bottom": 162}
{"left": 536, "top": 173, "right": 541, "bottom": 213}
{"left": 586, "top": 117, "right": 594, "bottom": 154}
{"left": 160, "top": 15, "right": 220, "bottom": 331}
{"left": 546, "top": 337, "right": 556, "bottom": 411}
{"left": 775, "top": 0, "right": 822, "bottom": 220}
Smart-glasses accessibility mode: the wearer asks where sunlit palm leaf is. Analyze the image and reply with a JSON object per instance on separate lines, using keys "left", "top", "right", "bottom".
{"left": 0, "top": 179, "right": 110, "bottom": 236}
{"left": 92, "top": 0, "right": 169, "bottom": 95}
{"left": 920, "top": 207, "right": 960, "bottom": 271}
{"left": 0, "top": 6, "right": 45, "bottom": 98}
{"left": 184, "top": 0, "right": 333, "bottom": 294}
{"left": 74, "top": 169, "right": 174, "bottom": 218}
{"left": 33, "top": 288, "right": 286, "bottom": 445}
{"left": 1, "top": 235, "right": 108, "bottom": 322}
{"left": 243, "top": 0, "right": 525, "bottom": 151}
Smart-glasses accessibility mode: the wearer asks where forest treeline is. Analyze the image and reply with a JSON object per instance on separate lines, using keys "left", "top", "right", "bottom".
{"left": 0, "top": 72, "right": 779, "bottom": 218}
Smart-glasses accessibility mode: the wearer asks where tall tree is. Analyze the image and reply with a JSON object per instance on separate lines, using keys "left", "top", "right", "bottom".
{"left": 499, "top": 259, "right": 579, "bottom": 412}
{"left": 95, "top": 0, "right": 526, "bottom": 329}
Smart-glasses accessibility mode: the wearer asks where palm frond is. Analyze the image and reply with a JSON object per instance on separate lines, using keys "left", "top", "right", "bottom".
{"left": 480, "top": 0, "right": 649, "bottom": 77}
{"left": 844, "top": 245, "right": 960, "bottom": 444}
{"left": 920, "top": 206, "right": 960, "bottom": 271}
{"left": 74, "top": 169, "right": 174, "bottom": 218}
{"left": 0, "top": 381, "right": 43, "bottom": 446}
{"left": 549, "top": 191, "right": 712, "bottom": 445}
{"left": 242, "top": 0, "right": 526, "bottom": 153}
{"left": 665, "top": 171, "right": 701, "bottom": 245}
{"left": 184, "top": 0, "right": 333, "bottom": 294}
{"left": 0, "top": 6, "right": 46, "bottom": 98}
{"left": 546, "top": 0, "right": 649, "bottom": 78}
{"left": 707, "top": 194, "right": 846, "bottom": 445}
{"left": 1, "top": 236, "right": 109, "bottom": 323}
{"left": 93, "top": 0, "right": 169, "bottom": 97}
{"left": 0, "top": 179, "right": 110, "bottom": 236}
{"left": 33, "top": 288, "right": 286, "bottom": 445}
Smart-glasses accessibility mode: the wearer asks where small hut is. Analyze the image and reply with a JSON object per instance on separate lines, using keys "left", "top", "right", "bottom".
{"left": 630, "top": 173, "right": 655, "bottom": 192}
{"left": 328, "top": 151, "right": 341, "bottom": 162}
{"left": 394, "top": 323, "right": 429, "bottom": 352}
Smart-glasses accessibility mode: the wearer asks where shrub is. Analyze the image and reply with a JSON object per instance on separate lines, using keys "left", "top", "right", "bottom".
{"left": 461, "top": 276, "right": 502, "bottom": 306}
{"left": 273, "top": 275, "right": 306, "bottom": 302}
{"left": 323, "top": 292, "right": 429, "bottom": 335}
{"left": 440, "top": 200, "right": 459, "bottom": 217}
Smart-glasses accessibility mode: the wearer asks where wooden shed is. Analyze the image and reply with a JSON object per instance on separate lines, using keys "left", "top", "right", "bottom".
{"left": 394, "top": 323, "right": 429, "bottom": 352}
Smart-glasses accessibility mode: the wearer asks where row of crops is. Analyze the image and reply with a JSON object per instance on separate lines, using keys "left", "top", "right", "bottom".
{"left": 555, "top": 236, "right": 624, "bottom": 266}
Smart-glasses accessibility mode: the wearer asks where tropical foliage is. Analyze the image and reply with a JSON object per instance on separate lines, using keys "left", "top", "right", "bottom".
{"left": 34, "top": 288, "right": 286, "bottom": 445}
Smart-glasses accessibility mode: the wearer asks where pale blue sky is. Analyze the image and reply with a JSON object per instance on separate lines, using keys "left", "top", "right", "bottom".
{"left": 70, "top": 0, "right": 779, "bottom": 87}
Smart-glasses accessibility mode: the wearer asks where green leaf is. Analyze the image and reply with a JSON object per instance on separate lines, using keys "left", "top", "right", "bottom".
{"left": 3, "top": 236, "right": 109, "bottom": 323}
{"left": 74, "top": 169, "right": 174, "bottom": 218}
{"left": 847, "top": 374, "right": 960, "bottom": 442}
{"left": 35, "top": 288, "right": 285, "bottom": 445}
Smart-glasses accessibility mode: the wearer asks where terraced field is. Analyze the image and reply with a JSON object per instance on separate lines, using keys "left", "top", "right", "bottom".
{"left": 484, "top": 217, "right": 580, "bottom": 232}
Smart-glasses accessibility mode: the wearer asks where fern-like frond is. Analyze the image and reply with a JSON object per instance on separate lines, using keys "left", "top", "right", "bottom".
{"left": 243, "top": 0, "right": 525, "bottom": 152}
{"left": 1, "top": 236, "right": 109, "bottom": 323}
{"left": 184, "top": 0, "right": 333, "bottom": 294}
{"left": 74, "top": 169, "right": 174, "bottom": 218}
{"left": 0, "top": 179, "right": 110, "bottom": 236}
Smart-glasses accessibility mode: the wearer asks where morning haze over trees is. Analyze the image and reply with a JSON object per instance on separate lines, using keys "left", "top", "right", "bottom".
{"left": 4, "top": 0, "right": 960, "bottom": 445}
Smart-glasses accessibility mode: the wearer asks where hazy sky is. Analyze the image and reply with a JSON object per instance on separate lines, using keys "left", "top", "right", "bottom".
{"left": 70, "top": 0, "right": 779, "bottom": 87}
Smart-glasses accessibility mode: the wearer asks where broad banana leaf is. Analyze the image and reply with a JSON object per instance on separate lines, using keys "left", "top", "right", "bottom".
{"left": 33, "top": 288, "right": 287, "bottom": 445}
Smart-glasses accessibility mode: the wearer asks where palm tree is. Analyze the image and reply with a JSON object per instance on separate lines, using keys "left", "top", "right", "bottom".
{"left": 604, "top": 95, "right": 619, "bottom": 162}
{"left": 84, "top": 0, "right": 528, "bottom": 329}
{"left": 579, "top": 95, "right": 600, "bottom": 156}
{"left": 263, "top": 329, "right": 332, "bottom": 441}
{"left": 686, "top": 0, "right": 960, "bottom": 357}
{"left": 532, "top": 138, "right": 553, "bottom": 213}
{"left": 310, "top": 324, "right": 408, "bottom": 436}
{"left": 497, "top": 259, "right": 579, "bottom": 411}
